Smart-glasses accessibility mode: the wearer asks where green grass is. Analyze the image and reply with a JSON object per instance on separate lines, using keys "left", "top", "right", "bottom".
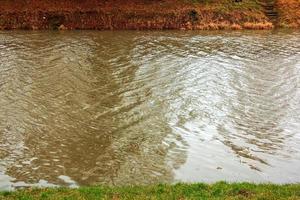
{"left": 1, "top": 182, "right": 300, "bottom": 199}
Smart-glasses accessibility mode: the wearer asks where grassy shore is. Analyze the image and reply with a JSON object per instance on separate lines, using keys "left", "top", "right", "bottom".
{"left": 1, "top": 0, "right": 299, "bottom": 30}
{"left": 1, "top": 182, "right": 300, "bottom": 200}
{"left": 0, "top": 0, "right": 273, "bottom": 30}
{"left": 277, "top": 0, "right": 300, "bottom": 28}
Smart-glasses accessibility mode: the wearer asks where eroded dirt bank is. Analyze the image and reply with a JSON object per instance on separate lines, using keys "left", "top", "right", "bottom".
{"left": 0, "top": 0, "right": 299, "bottom": 30}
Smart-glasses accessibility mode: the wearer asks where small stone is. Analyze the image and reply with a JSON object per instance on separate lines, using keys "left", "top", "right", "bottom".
{"left": 217, "top": 167, "right": 222, "bottom": 170}
{"left": 58, "top": 24, "right": 67, "bottom": 30}
{"left": 186, "top": 21, "right": 192, "bottom": 30}
{"left": 31, "top": 25, "right": 38, "bottom": 30}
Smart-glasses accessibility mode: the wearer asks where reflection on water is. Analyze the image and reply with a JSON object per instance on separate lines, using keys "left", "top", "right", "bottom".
{"left": 0, "top": 30, "right": 300, "bottom": 189}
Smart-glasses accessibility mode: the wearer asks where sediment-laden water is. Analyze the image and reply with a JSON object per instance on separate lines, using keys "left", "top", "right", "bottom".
{"left": 0, "top": 30, "right": 300, "bottom": 190}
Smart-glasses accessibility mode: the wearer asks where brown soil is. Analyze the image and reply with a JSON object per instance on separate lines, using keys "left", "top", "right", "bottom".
{"left": 0, "top": 0, "right": 296, "bottom": 30}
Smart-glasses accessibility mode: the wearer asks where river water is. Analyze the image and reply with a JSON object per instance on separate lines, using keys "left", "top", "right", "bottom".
{"left": 0, "top": 30, "right": 300, "bottom": 190}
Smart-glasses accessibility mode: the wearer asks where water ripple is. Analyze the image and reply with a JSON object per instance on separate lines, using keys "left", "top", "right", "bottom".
{"left": 0, "top": 30, "right": 300, "bottom": 189}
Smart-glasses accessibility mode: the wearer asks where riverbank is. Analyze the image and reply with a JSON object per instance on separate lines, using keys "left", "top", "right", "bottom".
{"left": 1, "top": 182, "right": 300, "bottom": 199}
{"left": 1, "top": 0, "right": 299, "bottom": 30}
{"left": 277, "top": 0, "right": 300, "bottom": 28}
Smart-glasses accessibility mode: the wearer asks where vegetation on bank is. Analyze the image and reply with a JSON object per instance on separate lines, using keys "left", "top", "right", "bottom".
{"left": 0, "top": 0, "right": 299, "bottom": 30}
{"left": 1, "top": 182, "right": 300, "bottom": 200}
{"left": 277, "top": 0, "right": 300, "bottom": 28}
{"left": 0, "top": 0, "right": 287, "bottom": 30}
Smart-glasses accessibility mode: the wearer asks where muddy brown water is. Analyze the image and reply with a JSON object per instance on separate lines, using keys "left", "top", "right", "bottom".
{"left": 0, "top": 30, "right": 300, "bottom": 190}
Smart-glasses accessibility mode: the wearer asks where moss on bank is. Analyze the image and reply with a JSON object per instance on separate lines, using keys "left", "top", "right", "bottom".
{"left": 1, "top": 182, "right": 300, "bottom": 200}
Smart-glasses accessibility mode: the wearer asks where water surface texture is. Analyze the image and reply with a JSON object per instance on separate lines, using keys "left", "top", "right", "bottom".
{"left": 0, "top": 30, "right": 300, "bottom": 190}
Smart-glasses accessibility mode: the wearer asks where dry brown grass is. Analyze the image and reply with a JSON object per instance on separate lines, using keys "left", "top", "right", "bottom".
{"left": 277, "top": 0, "right": 300, "bottom": 28}
{"left": 0, "top": 0, "right": 275, "bottom": 30}
{"left": 231, "top": 23, "right": 243, "bottom": 30}
{"left": 243, "top": 22, "right": 274, "bottom": 29}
